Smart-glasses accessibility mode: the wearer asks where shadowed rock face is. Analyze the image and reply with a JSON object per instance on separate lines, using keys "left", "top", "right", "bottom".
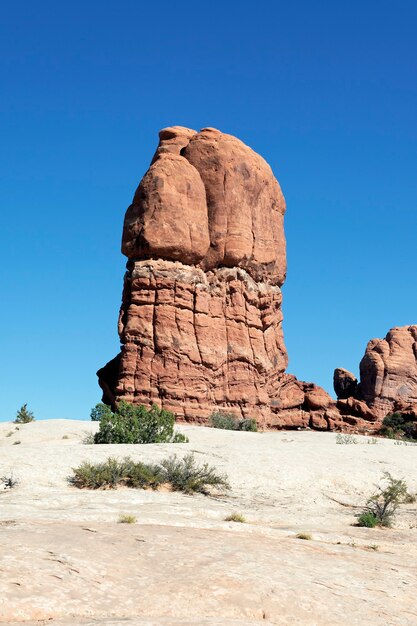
{"left": 99, "top": 125, "right": 406, "bottom": 432}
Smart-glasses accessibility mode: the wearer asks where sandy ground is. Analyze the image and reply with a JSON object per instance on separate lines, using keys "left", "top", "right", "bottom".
{"left": 0, "top": 420, "right": 416, "bottom": 626}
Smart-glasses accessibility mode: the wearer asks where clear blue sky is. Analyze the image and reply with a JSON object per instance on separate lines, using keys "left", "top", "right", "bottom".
{"left": 1, "top": 1, "right": 416, "bottom": 421}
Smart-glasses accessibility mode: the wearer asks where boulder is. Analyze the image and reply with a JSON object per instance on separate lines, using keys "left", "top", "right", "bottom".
{"left": 333, "top": 368, "right": 358, "bottom": 399}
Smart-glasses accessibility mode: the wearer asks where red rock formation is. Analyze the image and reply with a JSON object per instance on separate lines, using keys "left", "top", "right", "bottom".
{"left": 335, "top": 326, "right": 417, "bottom": 425}
{"left": 100, "top": 126, "right": 412, "bottom": 433}
{"left": 99, "top": 126, "right": 292, "bottom": 427}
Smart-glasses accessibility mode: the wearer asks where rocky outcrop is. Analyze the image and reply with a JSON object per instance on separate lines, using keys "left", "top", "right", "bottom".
{"left": 334, "top": 326, "right": 417, "bottom": 426}
{"left": 108, "top": 126, "right": 290, "bottom": 426}
{"left": 99, "top": 125, "right": 410, "bottom": 432}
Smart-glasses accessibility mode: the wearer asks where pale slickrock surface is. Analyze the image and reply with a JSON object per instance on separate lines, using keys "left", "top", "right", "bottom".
{"left": 0, "top": 420, "right": 416, "bottom": 625}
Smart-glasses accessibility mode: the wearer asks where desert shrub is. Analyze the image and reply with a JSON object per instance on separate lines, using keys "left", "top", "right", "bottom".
{"left": 69, "top": 453, "right": 227, "bottom": 495}
{"left": 82, "top": 431, "right": 95, "bottom": 445}
{"left": 380, "top": 413, "right": 416, "bottom": 440}
{"left": 357, "top": 472, "right": 409, "bottom": 528}
{"left": 94, "top": 402, "right": 188, "bottom": 444}
{"left": 118, "top": 514, "right": 137, "bottom": 524}
{"left": 69, "top": 457, "right": 163, "bottom": 490}
{"left": 357, "top": 511, "right": 379, "bottom": 528}
{"left": 90, "top": 403, "right": 113, "bottom": 422}
{"left": 224, "top": 512, "right": 246, "bottom": 523}
{"left": 295, "top": 533, "right": 312, "bottom": 540}
{"left": 335, "top": 433, "right": 358, "bottom": 444}
{"left": 210, "top": 411, "right": 257, "bottom": 432}
{"left": 239, "top": 418, "right": 258, "bottom": 432}
{"left": 160, "top": 453, "right": 230, "bottom": 495}
{"left": 14, "top": 404, "right": 35, "bottom": 424}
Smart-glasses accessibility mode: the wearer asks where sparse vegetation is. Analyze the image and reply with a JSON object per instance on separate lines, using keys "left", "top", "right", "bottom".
{"left": 93, "top": 402, "right": 189, "bottom": 444}
{"left": 82, "top": 431, "right": 95, "bottom": 445}
{"left": 118, "top": 514, "right": 137, "bottom": 524}
{"left": 14, "top": 404, "right": 35, "bottom": 424}
{"left": 365, "top": 544, "right": 379, "bottom": 551}
{"left": 62, "top": 435, "right": 69, "bottom": 440}
{"left": 13, "top": 440, "right": 21, "bottom": 445}
{"left": 5, "top": 431, "right": 13, "bottom": 438}
{"left": 295, "top": 532, "right": 312, "bottom": 540}
{"left": 357, "top": 472, "right": 409, "bottom": 528}
{"left": 366, "top": 438, "right": 378, "bottom": 445}
{"left": 69, "top": 453, "right": 228, "bottom": 496}
{"left": 224, "top": 512, "right": 246, "bottom": 523}
{"left": 380, "top": 412, "right": 416, "bottom": 441}
{"left": 1, "top": 472, "right": 19, "bottom": 489}
{"left": 210, "top": 410, "right": 257, "bottom": 432}
{"left": 335, "top": 433, "right": 358, "bottom": 444}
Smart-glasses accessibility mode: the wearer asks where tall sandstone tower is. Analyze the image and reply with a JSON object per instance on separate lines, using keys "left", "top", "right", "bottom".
{"left": 99, "top": 126, "right": 412, "bottom": 432}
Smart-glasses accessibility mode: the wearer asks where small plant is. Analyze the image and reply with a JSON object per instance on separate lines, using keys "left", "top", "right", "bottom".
{"left": 295, "top": 532, "right": 312, "bottom": 540}
{"left": 357, "top": 472, "right": 409, "bottom": 528}
{"left": 380, "top": 412, "right": 416, "bottom": 441}
{"left": 1, "top": 472, "right": 19, "bottom": 489}
{"left": 336, "top": 433, "right": 358, "bottom": 444}
{"left": 94, "top": 402, "right": 186, "bottom": 444}
{"left": 224, "top": 512, "right": 246, "bottom": 523}
{"left": 210, "top": 411, "right": 257, "bottom": 432}
{"left": 14, "top": 404, "right": 35, "bottom": 424}
{"left": 171, "top": 432, "right": 189, "bottom": 443}
{"left": 13, "top": 440, "right": 21, "bottom": 445}
{"left": 357, "top": 511, "right": 379, "bottom": 528}
{"left": 118, "top": 514, "right": 137, "bottom": 524}
{"left": 82, "top": 431, "right": 95, "bottom": 445}
{"left": 160, "top": 453, "right": 230, "bottom": 495}
{"left": 5, "top": 431, "right": 13, "bottom": 438}
{"left": 365, "top": 544, "right": 379, "bottom": 551}
{"left": 90, "top": 403, "right": 113, "bottom": 422}
{"left": 366, "top": 438, "right": 378, "bottom": 445}
{"left": 62, "top": 435, "right": 69, "bottom": 440}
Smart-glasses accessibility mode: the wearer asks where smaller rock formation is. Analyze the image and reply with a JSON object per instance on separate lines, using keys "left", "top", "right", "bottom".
{"left": 334, "top": 368, "right": 358, "bottom": 400}
{"left": 334, "top": 325, "right": 417, "bottom": 427}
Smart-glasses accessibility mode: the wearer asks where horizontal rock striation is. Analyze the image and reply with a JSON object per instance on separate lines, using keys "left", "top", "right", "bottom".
{"left": 113, "top": 260, "right": 287, "bottom": 423}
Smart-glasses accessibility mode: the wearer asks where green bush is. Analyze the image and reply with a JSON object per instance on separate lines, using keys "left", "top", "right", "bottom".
{"left": 90, "top": 403, "right": 113, "bottom": 422}
{"left": 210, "top": 410, "right": 257, "bottom": 432}
{"left": 69, "top": 453, "right": 228, "bottom": 496}
{"left": 357, "top": 472, "right": 409, "bottom": 528}
{"left": 93, "top": 402, "right": 188, "bottom": 444}
{"left": 380, "top": 412, "right": 416, "bottom": 440}
{"left": 357, "top": 511, "right": 379, "bottom": 528}
{"left": 14, "top": 403, "right": 35, "bottom": 424}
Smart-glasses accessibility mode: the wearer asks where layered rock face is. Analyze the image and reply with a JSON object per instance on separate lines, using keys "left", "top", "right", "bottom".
{"left": 334, "top": 326, "right": 417, "bottom": 424}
